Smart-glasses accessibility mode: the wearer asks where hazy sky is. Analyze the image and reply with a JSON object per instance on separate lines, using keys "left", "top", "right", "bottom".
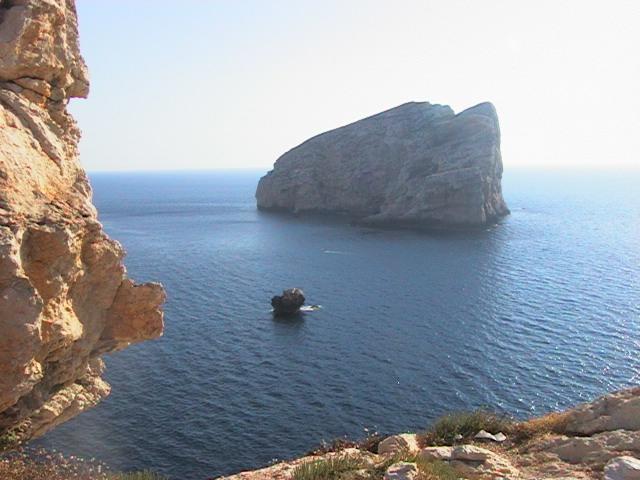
{"left": 72, "top": 0, "right": 640, "bottom": 172}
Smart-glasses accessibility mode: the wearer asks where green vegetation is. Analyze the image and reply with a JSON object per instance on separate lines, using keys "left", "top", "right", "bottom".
{"left": 413, "top": 458, "right": 458, "bottom": 480}
{"left": 372, "top": 451, "right": 457, "bottom": 480}
{"left": 292, "top": 455, "right": 365, "bottom": 480}
{"left": 0, "top": 430, "right": 20, "bottom": 452}
{"left": 109, "top": 471, "right": 167, "bottom": 480}
{"left": 419, "top": 409, "right": 513, "bottom": 446}
{"left": 292, "top": 450, "right": 457, "bottom": 480}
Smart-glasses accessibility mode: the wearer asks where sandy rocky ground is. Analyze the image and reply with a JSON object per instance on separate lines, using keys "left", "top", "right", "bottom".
{"left": 218, "top": 388, "right": 640, "bottom": 480}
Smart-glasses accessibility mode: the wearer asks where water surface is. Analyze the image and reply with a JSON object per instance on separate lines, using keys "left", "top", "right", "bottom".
{"left": 35, "top": 168, "right": 640, "bottom": 479}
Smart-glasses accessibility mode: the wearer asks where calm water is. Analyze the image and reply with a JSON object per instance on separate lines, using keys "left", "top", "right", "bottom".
{"left": 35, "top": 169, "right": 640, "bottom": 479}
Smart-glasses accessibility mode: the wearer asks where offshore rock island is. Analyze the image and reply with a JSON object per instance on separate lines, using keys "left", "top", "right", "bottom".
{"left": 256, "top": 102, "right": 509, "bottom": 229}
{"left": 0, "top": 0, "right": 165, "bottom": 443}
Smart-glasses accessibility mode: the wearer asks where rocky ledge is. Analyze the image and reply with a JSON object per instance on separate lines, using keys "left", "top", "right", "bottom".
{"left": 219, "top": 387, "right": 640, "bottom": 480}
{"left": 256, "top": 102, "right": 509, "bottom": 229}
{"left": 0, "top": 0, "right": 165, "bottom": 444}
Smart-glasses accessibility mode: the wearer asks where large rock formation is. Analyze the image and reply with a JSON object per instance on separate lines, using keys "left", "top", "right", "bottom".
{"left": 256, "top": 102, "right": 509, "bottom": 228}
{"left": 0, "top": 0, "right": 165, "bottom": 443}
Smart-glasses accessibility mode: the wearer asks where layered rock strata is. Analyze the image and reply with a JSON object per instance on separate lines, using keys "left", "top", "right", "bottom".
{"left": 0, "top": 0, "right": 165, "bottom": 442}
{"left": 256, "top": 102, "right": 509, "bottom": 229}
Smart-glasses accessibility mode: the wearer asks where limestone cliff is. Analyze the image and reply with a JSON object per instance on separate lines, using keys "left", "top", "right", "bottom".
{"left": 256, "top": 102, "right": 509, "bottom": 228}
{"left": 0, "top": 0, "right": 165, "bottom": 443}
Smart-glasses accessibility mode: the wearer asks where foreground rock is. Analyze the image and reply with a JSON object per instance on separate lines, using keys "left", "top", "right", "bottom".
{"left": 384, "top": 462, "right": 418, "bottom": 480}
{"left": 256, "top": 101, "right": 509, "bottom": 229}
{"left": 605, "top": 456, "right": 640, "bottom": 480}
{"left": 0, "top": 0, "right": 165, "bottom": 443}
{"left": 565, "top": 387, "right": 640, "bottom": 435}
{"left": 217, "top": 387, "right": 640, "bottom": 479}
{"left": 377, "top": 433, "right": 420, "bottom": 456}
{"left": 271, "top": 288, "right": 305, "bottom": 316}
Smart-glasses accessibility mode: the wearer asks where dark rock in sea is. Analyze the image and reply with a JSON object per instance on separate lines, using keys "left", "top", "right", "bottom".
{"left": 271, "top": 288, "right": 305, "bottom": 316}
{"left": 256, "top": 101, "right": 509, "bottom": 229}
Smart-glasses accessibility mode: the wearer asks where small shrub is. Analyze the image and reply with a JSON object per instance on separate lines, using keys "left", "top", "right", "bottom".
{"left": 292, "top": 455, "right": 365, "bottom": 480}
{"left": 418, "top": 410, "right": 513, "bottom": 446}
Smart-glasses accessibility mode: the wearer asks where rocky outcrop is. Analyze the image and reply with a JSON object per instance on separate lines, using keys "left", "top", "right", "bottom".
{"left": 271, "top": 288, "right": 305, "bottom": 316}
{"left": 605, "top": 456, "right": 640, "bottom": 480}
{"left": 217, "top": 388, "right": 640, "bottom": 479}
{"left": 0, "top": 0, "right": 165, "bottom": 443}
{"left": 384, "top": 462, "right": 419, "bottom": 480}
{"left": 256, "top": 101, "right": 509, "bottom": 229}
{"left": 564, "top": 387, "right": 640, "bottom": 435}
{"left": 377, "top": 433, "right": 420, "bottom": 456}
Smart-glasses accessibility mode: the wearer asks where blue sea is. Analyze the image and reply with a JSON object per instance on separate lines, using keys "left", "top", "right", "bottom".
{"left": 34, "top": 168, "right": 640, "bottom": 479}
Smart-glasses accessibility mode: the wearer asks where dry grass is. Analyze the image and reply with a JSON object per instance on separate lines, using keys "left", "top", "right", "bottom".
{"left": 291, "top": 454, "right": 366, "bottom": 480}
{"left": 510, "top": 411, "right": 570, "bottom": 443}
{"left": 292, "top": 449, "right": 457, "bottom": 480}
{"left": 373, "top": 451, "right": 458, "bottom": 480}
{"left": 414, "top": 459, "right": 458, "bottom": 480}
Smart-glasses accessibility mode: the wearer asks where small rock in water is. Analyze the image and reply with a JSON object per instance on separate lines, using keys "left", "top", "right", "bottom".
{"left": 271, "top": 288, "right": 305, "bottom": 316}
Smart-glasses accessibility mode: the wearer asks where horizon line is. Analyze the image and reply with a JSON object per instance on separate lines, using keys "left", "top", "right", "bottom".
{"left": 86, "top": 164, "right": 640, "bottom": 174}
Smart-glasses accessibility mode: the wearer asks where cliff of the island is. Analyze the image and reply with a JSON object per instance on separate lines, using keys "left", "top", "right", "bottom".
{"left": 0, "top": 0, "right": 165, "bottom": 443}
{"left": 219, "top": 387, "right": 640, "bottom": 480}
{"left": 256, "top": 102, "right": 509, "bottom": 228}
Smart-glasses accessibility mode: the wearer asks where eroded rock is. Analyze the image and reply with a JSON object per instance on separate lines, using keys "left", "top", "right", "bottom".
{"left": 605, "top": 456, "right": 640, "bottom": 480}
{"left": 378, "top": 433, "right": 420, "bottom": 456}
{"left": 256, "top": 101, "right": 509, "bottom": 229}
{"left": 384, "top": 462, "right": 418, "bottom": 480}
{"left": 271, "top": 288, "right": 305, "bottom": 316}
{"left": 565, "top": 388, "right": 640, "bottom": 435}
{"left": 450, "top": 445, "right": 519, "bottom": 478}
{"left": 0, "top": 0, "right": 165, "bottom": 443}
{"left": 418, "top": 446, "right": 453, "bottom": 461}
{"left": 531, "top": 430, "right": 640, "bottom": 466}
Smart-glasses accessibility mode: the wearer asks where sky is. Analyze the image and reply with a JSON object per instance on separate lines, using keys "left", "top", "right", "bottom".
{"left": 72, "top": 0, "right": 640, "bottom": 172}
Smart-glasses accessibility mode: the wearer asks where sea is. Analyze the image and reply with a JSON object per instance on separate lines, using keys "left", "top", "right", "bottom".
{"left": 33, "top": 168, "right": 640, "bottom": 479}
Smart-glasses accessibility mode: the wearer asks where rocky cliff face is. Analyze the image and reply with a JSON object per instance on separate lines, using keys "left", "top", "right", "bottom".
{"left": 256, "top": 102, "right": 509, "bottom": 228}
{"left": 0, "top": 0, "right": 165, "bottom": 443}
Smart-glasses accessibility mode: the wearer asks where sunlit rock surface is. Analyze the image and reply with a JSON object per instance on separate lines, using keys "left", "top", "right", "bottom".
{"left": 0, "top": 0, "right": 165, "bottom": 442}
{"left": 256, "top": 101, "right": 509, "bottom": 229}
